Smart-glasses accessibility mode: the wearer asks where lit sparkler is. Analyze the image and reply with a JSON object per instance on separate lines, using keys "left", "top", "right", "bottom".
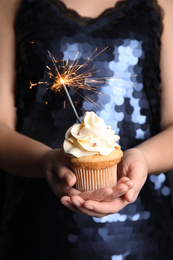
{"left": 29, "top": 45, "right": 137, "bottom": 122}
{"left": 29, "top": 48, "right": 109, "bottom": 115}
{"left": 48, "top": 50, "right": 81, "bottom": 123}
{"left": 47, "top": 47, "right": 108, "bottom": 94}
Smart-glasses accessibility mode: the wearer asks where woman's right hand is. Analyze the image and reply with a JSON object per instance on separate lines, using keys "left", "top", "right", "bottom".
{"left": 43, "top": 149, "right": 78, "bottom": 198}
{"left": 43, "top": 149, "right": 134, "bottom": 215}
{"left": 44, "top": 149, "right": 113, "bottom": 203}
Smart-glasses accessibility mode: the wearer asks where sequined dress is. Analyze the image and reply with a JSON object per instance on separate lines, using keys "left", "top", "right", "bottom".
{"left": 0, "top": 0, "right": 173, "bottom": 259}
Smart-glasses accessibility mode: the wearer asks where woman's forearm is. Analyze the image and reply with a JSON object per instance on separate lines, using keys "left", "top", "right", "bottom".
{"left": 0, "top": 123, "right": 52, "bottom": 177}
{"left": 136, "top": 123, "right": 173, "bottom": 174}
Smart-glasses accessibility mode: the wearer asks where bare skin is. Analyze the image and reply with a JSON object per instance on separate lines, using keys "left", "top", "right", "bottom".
{"left": 0, "top": 0, "right": 173, "bottom": 218}
{"left": 58, "top": 0, "right": 124, "bottom": 18}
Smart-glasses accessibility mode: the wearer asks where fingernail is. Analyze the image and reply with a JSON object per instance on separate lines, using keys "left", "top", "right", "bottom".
{"left": 61, "top": 201, "right": 69, "bottom": 208}
{"left": 127, "top": 192, "right": 134, "bottom": 202}
{"left": 66, "top": 173, "right": 72, "bottom": 181}
{"left": 65, "top": 173, "right": 74, "bottom": 185}
{"left": 85, "top": 204, "right": 93, "bottom": 210}
{"left": 73, "top": 200, "right": 81, "bottom": 207}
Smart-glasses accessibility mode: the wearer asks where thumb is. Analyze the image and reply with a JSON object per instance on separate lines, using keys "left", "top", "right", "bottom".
{"left": 57, "top": 165, "right": 76, "bottom": 187}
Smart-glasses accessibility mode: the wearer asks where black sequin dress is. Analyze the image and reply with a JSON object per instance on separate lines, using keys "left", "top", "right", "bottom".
{"left": 0, "top": 0, "right": 173, "bottom": 259}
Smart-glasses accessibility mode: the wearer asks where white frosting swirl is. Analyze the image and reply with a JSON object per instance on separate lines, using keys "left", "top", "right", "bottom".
{"left": 63, "top": 111, "right": 120, "bottom": 158}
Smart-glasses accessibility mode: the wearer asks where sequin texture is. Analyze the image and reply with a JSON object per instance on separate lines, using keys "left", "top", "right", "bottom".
{"left": 0, "top": 0, "right": 173, "bottom": 259}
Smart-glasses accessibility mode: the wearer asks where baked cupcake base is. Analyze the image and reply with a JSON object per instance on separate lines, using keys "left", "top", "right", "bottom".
{"left": 74, "top": 165, "right": 117, "bottom": 191}
{"left": 69, "top": 148, "right": 123, "bottom": 191}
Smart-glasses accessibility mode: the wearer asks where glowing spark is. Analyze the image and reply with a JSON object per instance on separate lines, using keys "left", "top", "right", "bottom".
{"left": 28, "top": 41, "right": 35, "bottom": 44}
{"left": 29, "top": 46, "right": 138, "bottom": 117}
{"left": 29, "top": 81, "right": 45, "bottom": 89}
{"left": 60, "top": 78, "right": 64, "bottom": 84}
{"left": 48, "top": 50, "right": 81, "bottom": 123}
{"left": 46, "top": 65, "right": 51, "bottom": 70}
{"left": 46, "top": 49, "right": 138, "bottom": 109}
{"left": 47, "top": 47, "right": 109, "bottom": 95}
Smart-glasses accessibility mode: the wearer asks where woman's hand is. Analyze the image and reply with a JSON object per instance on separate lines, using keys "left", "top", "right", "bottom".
{"left": 44, "top": 148, "right": 148, "bottom": 218}
{"left": 43, "top": 149, "right": 116, "bottom": 206}
{"left": 43, "top": 149, "right": 116, "bottom": 212}
{"left": 60, "top": 148, "right": 148, "bottom": 217}
{"left": 44, "top": 149, "right": 78, "bottom": 197}
{"left": 118, "top": 148, "right": 148, "bottom": 203}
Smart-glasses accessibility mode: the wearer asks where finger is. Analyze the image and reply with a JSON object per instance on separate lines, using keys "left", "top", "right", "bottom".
{"left": 77, "top": 178, "right": 133, "bottom": 202}
{"left": 60, "top": 196, "right": 82, "bottom": 214}
{"left": 78, "top": 187, "right": 113, "bottom": 202}
{"left": 126, "top": 170, "right": 147, "bottom": 201}
{"left": 122, "top": 169, "right": 145, "bottom": 203}
{"left": 61, "top": 195, "right": 103, "bottom": 217}
{"left": 124, "top": 186, "right": 139, "bottom": 203}
{"left": 118, "top": 177, "right": 134, "bottom": 188}
{"left": 47, "top": 170, "right": 78, "bottom": 198}
{"left": 57, "top": 166, "right": 76, "bottom": 187}
{"left": 51, "top": 178, "right": 74, "bottom": 197}
{"left": 83, "top": 197, "right": 129, "bottom": 214}
{"left": 103, "top": 183, "right": 130, "bottom": 202}
{"left": 103, "top": 178, "right": 134, "bottom": 202}
{"left": 69, "top": 195, "right": 111, "bottom": 217}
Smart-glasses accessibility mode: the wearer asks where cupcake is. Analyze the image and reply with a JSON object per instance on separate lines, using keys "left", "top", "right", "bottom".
{"left": 63, "top": 111, "right": 123, "bottom": 191}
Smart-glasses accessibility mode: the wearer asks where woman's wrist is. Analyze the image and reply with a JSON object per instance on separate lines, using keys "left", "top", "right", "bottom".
{"left": 123, "top": 147, "right": 148, "bottom": 174}
{"left": 135, "top": 143, "right": 160, "bottom": 175}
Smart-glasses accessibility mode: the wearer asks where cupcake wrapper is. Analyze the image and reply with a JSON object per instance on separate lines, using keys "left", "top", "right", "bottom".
{"left": 73, "top": 165, "right": 117, "bottom": 191}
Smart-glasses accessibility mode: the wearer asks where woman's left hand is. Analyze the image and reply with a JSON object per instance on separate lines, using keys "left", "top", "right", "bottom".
{"left": 60, "top": 148, "right": 148, "bottom": 217}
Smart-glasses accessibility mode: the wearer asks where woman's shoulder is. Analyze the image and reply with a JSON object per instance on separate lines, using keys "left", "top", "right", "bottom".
{"left": 157, "top": 0, "right": 173, "bottom": 13}
{"left": 0, "top": 0, "right": 22, "bottom": 7}
{"left": 157, "top": 0, "right": 173, "bottom": 34}
{"left": 0, "top": 0, "right": 22, "bottom": 24}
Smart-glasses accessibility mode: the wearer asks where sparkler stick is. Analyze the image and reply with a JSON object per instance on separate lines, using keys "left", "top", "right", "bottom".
{"left": 48, "top": 50, "right": 81, "bottom": 123}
